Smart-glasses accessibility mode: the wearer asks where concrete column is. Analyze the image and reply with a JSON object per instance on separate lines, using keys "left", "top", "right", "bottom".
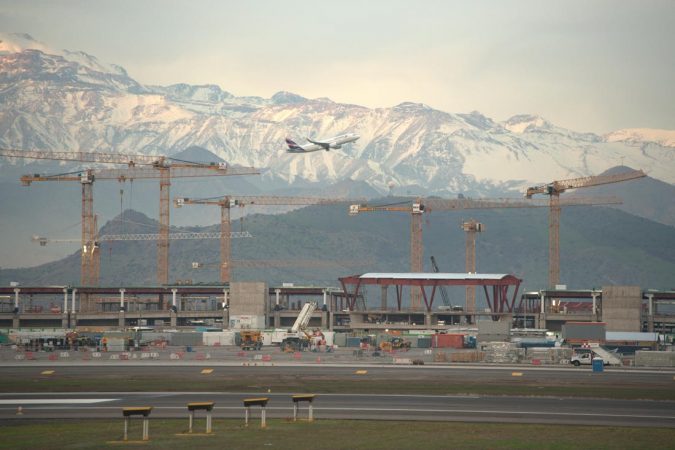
{"left": 540, "top": 292, "right": 547, "bottom": 313}
{"left": 275, "top": 289, "right": 281, "bottom": 307}
{"left": 322, "top": 290, "right": 327, "bottom": 308}
{"left": 172, "top": 288, "right": 178, "bottom": 311}
{"left": 274, "top": 311, "right": 281, "bottom": 328}
{"left": 118, "top": 310, "right": 125, "bottom": 328}
{"left": 170, "top": 289, "right": 178, "bottom": 327}
{"left": 424, "top": 313, "right": 432, "bottom": 326}
{"left": 71, "top": 289, "right": 77, "bottom": 314}
{"left": 539, "top": 291, "right": 546, "bottom": 327}
{"left": 590, "top": 292, "right": 599, "bottom": 320}
{"left": 12, "top": 288, "right": 21, "bottom": 329}
{"left": 321, "top": 311, "right": 328, "bottom": 328}
{"left": 62, "top": 288, "right": 69, "bottom": 328}
{"left": 223, "top": 289, "right": 228, "bottom": 309}
{"left": 381, "top": 285, "right": 388, "bottom": 310}
{"left": 646, "top": 293, "right": 654, "bottom": 332}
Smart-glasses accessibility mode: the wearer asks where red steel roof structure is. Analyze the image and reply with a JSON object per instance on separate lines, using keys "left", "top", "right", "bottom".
{"left": 338, "top": 272, "right": 522, "bottom": 313}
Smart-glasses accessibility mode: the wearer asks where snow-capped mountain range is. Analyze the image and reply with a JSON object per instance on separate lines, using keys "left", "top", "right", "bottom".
{"left": 1, "top": 32, "right": 674, "bottom": 196}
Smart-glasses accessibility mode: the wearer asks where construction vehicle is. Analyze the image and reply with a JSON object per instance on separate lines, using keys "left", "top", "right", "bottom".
{"left": 280, "top": 301, "right": 317, "bottom": 352}
{"left": 239, "top": 330, "right": 263, "bottom": 351}
{"left": 379, "top": 336, "right": 411, "bottom": 352}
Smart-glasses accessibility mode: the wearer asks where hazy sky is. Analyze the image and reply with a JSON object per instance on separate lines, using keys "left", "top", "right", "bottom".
{"left": 1, "top": 0, "right": 674, "bottom": 133}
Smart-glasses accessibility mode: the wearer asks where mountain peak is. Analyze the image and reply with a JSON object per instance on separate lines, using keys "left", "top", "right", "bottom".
{"left": 0, "top": 32, "right": 51, "bottom": 54}
{"left": 271, "top": 91, "right": 307, "bottom": 104}
{"left": 393, "top": 102, "right": 432, "bottom": 111}
{"left": 604, "top": 128, "right": 675, "bottom": 148}
{"left": 503, "top": 114, "right": 551, "bottom": 133}
{"left": 171, "top": 146, "right": 224, "bottom": 163}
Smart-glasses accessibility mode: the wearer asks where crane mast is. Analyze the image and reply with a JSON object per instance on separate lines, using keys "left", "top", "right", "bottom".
{"left": 461, "top": 220, "right": 484, "bottom": 315}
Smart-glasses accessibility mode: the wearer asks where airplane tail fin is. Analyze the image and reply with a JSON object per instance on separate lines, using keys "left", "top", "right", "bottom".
{"left": 285, "top": 137, "right": 302, "bottom": 150}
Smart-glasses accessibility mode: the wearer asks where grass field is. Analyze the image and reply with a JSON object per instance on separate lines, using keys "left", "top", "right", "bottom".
{"left": 1, "top": 419, "right": 673, "bottom": 450}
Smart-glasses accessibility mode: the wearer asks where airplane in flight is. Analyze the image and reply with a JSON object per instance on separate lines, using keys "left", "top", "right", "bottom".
{"left": 285, "top": 133, "right": 360, "bottom": 153}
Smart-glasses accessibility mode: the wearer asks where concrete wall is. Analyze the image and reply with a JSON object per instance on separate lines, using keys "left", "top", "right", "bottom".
{"left": 477, "top": 319, "right": 511, "bottom": 343}
{"left": 602, "top": 286, "right": 641, "bottom": 332}
{"left": 635, "top": 351, "right": 675, "bottom": 367}
{"left": 229, "top": 282, "right": 267, "bottom": 316}
{"left": 562, "top": 322, "right": 606, "bottom": 341}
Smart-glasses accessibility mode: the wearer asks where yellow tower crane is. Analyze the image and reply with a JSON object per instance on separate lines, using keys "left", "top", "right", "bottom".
{"left": 349, "top": 196, "right": 622, "bottom": 310}
{"left": 525, "top": 169, "right": 646, "bottom": 287}
{"left": 1, "top": 148, "right": 259, "bottom": 285}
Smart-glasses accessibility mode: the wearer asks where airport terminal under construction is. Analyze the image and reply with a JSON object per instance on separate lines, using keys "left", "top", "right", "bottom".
{"left": 1, "top": 279, "right": 674, "bottom": 368}
{"left": 0, "top": 151, "right": 671, "bottom": 366}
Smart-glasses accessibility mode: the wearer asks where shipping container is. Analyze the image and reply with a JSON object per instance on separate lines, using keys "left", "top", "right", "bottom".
{"left": 417, "top": 337, "right": 431, "bottom": 348}
{"left": 432, "top": 333, "right": 465, "bottom": 349}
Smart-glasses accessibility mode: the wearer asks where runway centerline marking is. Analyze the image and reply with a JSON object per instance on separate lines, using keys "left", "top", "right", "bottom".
{"left": 0, "top": 399, "right": 118, "bottom": 405}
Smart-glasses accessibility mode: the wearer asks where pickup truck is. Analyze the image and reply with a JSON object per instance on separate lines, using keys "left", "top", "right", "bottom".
{"left": 570, "top": 352, "right": 606, "bottom": 366}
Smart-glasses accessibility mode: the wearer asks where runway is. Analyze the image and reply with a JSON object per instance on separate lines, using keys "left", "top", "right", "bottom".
{"left": 2, "top": 364, "right": 674, "bottom": 427}
{"left": 1, "top": 391, "right": 674, "bottom": 427}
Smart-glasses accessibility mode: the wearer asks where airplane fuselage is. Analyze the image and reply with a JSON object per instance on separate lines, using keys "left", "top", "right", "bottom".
{"left": 286, "top": 133, "right": 360, "bottom": 153}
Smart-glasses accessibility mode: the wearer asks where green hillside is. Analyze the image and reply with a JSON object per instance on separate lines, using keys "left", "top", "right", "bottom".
{"left": 1, "top": 202, "right": 674, "bottom": 295}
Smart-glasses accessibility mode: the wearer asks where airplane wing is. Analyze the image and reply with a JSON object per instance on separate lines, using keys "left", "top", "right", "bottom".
{"left": 306, "top": 137, "right": 330, "bottom": 150}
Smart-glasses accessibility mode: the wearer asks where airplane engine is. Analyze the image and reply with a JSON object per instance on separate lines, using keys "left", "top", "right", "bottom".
{"left": 333, "top": 144, "right": 342, "bottom": 149}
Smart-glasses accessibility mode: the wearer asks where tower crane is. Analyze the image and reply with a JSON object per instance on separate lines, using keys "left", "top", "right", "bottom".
{"left": 174, "top": 195, "right": 357, "bottom": 283}
{"left": 525, "top": 169, "right": 646, "bottom": 287}
{"left": 349, "top": 196, "right": 622, "bottom": 309}
{"left": 2, "top": 148, "right": 259, "bottom": 285}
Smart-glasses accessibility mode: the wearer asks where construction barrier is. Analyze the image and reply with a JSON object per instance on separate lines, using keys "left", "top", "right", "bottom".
{"left": 393, "top": 357, "right": 412, "bottom": 365}
{"left": 450, "top": 351, "right": 485, "bottom": 363}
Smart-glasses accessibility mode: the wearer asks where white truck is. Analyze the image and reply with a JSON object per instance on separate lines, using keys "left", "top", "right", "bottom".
{"left": 570, "top": 344, "right": 622, "bottom": 366}
{"left": 570, "top": 351, "right": 602, "bottom": 366}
